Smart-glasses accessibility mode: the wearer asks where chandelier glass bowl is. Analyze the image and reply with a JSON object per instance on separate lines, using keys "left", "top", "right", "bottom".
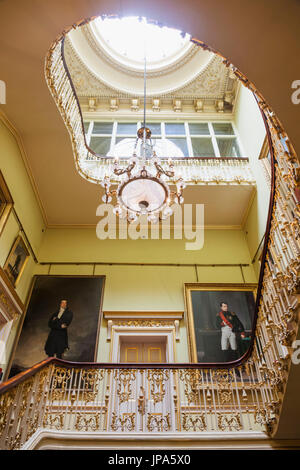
{"left": 101, "top": 127, "right": 185, "bottom": 223}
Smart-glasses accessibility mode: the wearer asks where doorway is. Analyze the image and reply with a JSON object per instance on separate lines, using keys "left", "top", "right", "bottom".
{"left": 120, "top": 336, "right": 167, "bottom": 363}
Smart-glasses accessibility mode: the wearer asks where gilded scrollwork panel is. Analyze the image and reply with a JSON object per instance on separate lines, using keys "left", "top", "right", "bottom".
{"left": 147, "top": 413, "right": 171, "bottom": 432}
{"left": 147, "top": 369, "right": 169, "bottom": 404}
{"left": 111, "top": 412, "right": 135, "bottom": 432}
{"left": 114, "top": 369, "right": 136, "bottom": 403}
{"left": 182, "top": 413, "right": 207, "bottom": 432}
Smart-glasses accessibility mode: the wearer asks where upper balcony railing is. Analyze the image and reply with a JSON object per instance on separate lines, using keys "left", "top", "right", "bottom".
{"left": 80, "top": 156, "right": 255, "bottom": 185}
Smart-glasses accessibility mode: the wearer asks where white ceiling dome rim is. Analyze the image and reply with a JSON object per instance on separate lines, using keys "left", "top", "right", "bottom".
{"left": 66, "top": 29, "right": 217, "bottom": 98}
{"left": 88, "top": 17, "right": 195, "bottom": 74}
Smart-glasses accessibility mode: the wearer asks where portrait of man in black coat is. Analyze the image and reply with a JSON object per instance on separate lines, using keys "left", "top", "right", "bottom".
{"left": 44, "top": 299, "right": 73, "bottom": 359}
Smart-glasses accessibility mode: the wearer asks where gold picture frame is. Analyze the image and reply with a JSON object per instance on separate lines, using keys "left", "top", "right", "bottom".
{"left": 0, "top": 170, "right": 14, "bottom": 236}
{"left": 4, "top": 235, "right": 30, "bottom": 287}
{"left": 184, "top": 283, "right": 257, "bottom": 363}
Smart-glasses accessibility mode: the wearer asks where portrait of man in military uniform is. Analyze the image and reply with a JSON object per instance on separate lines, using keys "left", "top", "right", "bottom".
{"left": 216, "top": 301, "right": 246, "bottom": 362}
{"left": 185, "top": 283, "right": 256, "bottom": 364}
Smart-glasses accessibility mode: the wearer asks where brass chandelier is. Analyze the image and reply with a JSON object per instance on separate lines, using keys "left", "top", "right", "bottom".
{"left": 101, "top": 22, "right": 185, "bottom": 224}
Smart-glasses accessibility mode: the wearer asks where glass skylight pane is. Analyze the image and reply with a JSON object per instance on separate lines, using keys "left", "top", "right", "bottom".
{"left": 191, "top": 138, "right": 215, "bottom": 157}
{"left": 212, "top": 123, "right": 234, "bottom": 135}
{"left": 90, "top": 137, "right": 111, "bottom": 155}
{"left": 165, "top": 123, "right": 185, "bottom": 135}
{"left": 92, "top": 122, "right": 113, "bottom": 134}
{"left": 117, "top": 123, "right": 137, "bottom": 135}
{"left": 189, "top": 123, "right": 210, "bottom": 135}
{"left": 94, "top": 17, "right": 191, "bottom": 66}
{"left": 217, "top": 138, "right": 241, "bottom": 157}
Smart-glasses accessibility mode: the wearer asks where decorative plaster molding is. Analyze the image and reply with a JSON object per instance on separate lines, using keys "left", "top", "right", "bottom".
{"left": 104, "top": 311, "right": 184, "bottom": 320}
{"left": 64, "top": 37, "right": 234, "bottom": 103}
{"left": 105, "top": 313, "right": 183, "bottom": 342}
{"left": 82, "top": 24, "right": 201, "bottom": 79}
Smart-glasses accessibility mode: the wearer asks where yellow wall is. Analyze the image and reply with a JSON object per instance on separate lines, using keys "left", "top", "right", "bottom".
{"left": 0, "top": 116, "right": 45, "bottom": 375}
{"left": 0, "top": 117, "right": 45, "bottom": 300}
{"left": 35, "top": 227, "right": 256, "bottom": 310}
{"left": 33, "top": 227, "right": 256, "bottom": 362}
{"left": 234, "top": 85, "right": 270, "bottom": 278}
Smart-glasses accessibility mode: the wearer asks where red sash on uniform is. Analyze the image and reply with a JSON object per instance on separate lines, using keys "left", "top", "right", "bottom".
{"left": 219, "top": 311, "right": 233, "bottom": 329}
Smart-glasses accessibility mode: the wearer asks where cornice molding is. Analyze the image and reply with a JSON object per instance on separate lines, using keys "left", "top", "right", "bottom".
{"left": 65, "top": 36, "right": 233, "bottom": 101}
{"left": 83, "top": 23, "right": 201, "bottom": 79}
{"left": 104, "top": 311, "right": 184, "bottom": 320}
{"left": 0, "top": 111, "right": 49, "bottom": 228}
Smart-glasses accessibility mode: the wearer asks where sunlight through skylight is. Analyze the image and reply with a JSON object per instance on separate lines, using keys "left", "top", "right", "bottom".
{"left": 93, "top": 16, "right": 191, "bottom": 68}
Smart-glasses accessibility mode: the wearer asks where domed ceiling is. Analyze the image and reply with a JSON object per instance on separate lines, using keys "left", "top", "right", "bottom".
{"left": 64, "top": 16, "right": 238, "bottom": 114}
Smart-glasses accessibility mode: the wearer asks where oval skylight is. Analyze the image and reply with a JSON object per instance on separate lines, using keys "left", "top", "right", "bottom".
{"left": 91, "top": 16, "right": 192, "bottom": 71}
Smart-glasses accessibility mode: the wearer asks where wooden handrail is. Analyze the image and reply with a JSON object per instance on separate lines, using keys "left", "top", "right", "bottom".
{"left": 0, "top": 357, "right": 53, "bottom": 394}
{"left": 0, "top": 349, "right": 253, "bottom": 395}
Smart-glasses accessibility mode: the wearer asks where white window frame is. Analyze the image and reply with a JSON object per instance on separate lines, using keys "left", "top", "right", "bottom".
{"left": 83, "top": 120, "right": 244, "bottom": 159}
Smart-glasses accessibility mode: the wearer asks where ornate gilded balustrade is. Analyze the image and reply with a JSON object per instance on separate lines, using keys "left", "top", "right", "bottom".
{"left": 0, "top": 360, "right": 279, "bottom": 450}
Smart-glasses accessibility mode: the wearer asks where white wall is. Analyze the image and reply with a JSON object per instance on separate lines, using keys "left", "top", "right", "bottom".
{"left": 234, "top": 85, "right": 270, "bottom": 278}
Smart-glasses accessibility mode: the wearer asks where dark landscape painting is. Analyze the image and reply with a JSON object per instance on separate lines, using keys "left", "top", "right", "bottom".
{"left": 10, "top": 275, "right": 104, "bottom": 376}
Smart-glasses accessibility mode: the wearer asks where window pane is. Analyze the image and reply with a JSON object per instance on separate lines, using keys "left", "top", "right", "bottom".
{"left": 89, "top": 137, "right": 111, "bottom": 155}
{"left": 117, "top": 123, "right": 137, "bottom": 135}
{"left": 189, "top": 123, "right": 210, "bottom": 135}
{"left": 147, "top": 123, "right": 161, "bottom": 135}
{"left": 114, "top": 137, "right": 136, "bottom": 156}
{"left": 153, "top": 139, "right": 187, "bottom": 158}
{"left": 92, "top": 122, "right": 114, "bottom": 134}
{"left": 212, "top": 123, "right": 234, "bottom": 135}
{"left": 135, "top": 139, "right": 157, "bottom": 158}
{"left": 83, "top": 121, "right": 90, "bottom": 133}
{"left": 167, "top": 138, "right": 188, "bottom": 157}
{"left": 165, "top": 123, "right": 185, "bottom": 135}
{"left": 217, "top": 138, "right": 241, "bottom": 157}
{"left": 152, "top": 138, "right": 163, "bottom": 157}
{"left": 191, "top": 138, "right": 215, "bottom": 157}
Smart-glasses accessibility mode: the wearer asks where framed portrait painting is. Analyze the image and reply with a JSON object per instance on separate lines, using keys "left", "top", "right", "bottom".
{"left": 0, "top": 170, "right": 14, "bottom": 236}
{"left": 3, "top": 235, "right": 30, "bottom": 287}
{"left": 184, "top": 283, "right": 257, "bottom": 364}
